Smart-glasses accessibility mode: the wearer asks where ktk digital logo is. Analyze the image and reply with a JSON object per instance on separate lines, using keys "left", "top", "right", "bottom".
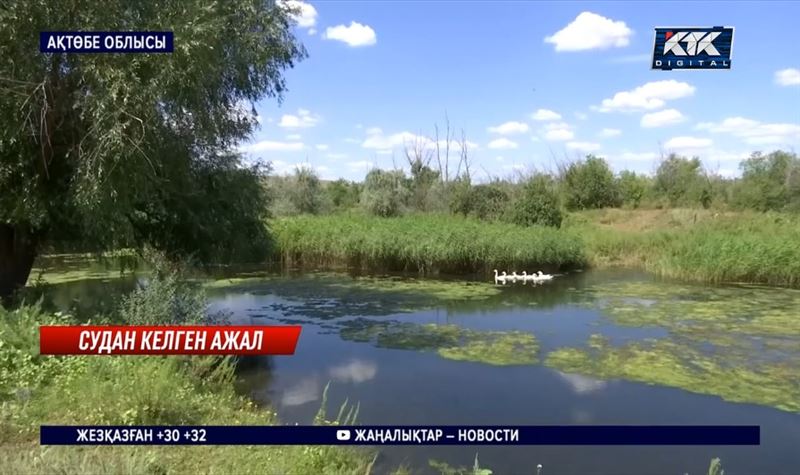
{"left": 652, "top": 27, "right": 734, "bottom": 70}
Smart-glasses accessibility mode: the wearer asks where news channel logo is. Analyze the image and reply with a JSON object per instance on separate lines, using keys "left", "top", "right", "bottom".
{"left": 336, "top": 429, "right": 351, "bottom": 441}
{"left": 652, "top": 26, "right": 734, "bottom": 70}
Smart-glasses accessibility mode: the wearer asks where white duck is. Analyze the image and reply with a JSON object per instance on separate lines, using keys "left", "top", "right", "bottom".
{"left": 493, "top": 269, "right": 508, "bottom": 284}
{"left": 511, "top": 271, "right": 522, "bottom": 282}
{"left": 536, "top": 271, "right": 554, "bottom": 281}
{"left": 521, "top": 271, "right": 535, "bottom": 283}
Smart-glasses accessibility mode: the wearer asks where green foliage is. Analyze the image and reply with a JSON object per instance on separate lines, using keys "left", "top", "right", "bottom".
{"left": 506, "top": 174, "right": 563, "bottom": 228}
{"left": 289, "top": 166, "right": 325, "bottom": 215}
{"left": 326, "top": 179, "right": 362, "bottom": 211}
{"left": 617, "top": 171, "right": 650, "bottom": 209}
{"left": 568, "top": 208, "right": 800, "bottom": 287}
{"left": 708, "top": 458, "right": 725, "bottom": 475}
{"left": 448, "top": 176, "right": 474, "bottom": 216}
{"left": 468, "top": 184, "right": 510, "bottom": 221}
{"left": 1, "top": 260, "right": 374, "bottom": 474}
{"left": 360, "top": 169, "right": 410, "bottom": 217}
{"left": 562, "top": 156, "right": 621, "bottom": 210}
{"left": 734, "top": 151, "right": 800, "bottom": 211}
{"left": 117, "top": 255, "right": 208, "bottom": 326}
{"left": 0, "top": 0, "right": 304, "bottom": 297}
{"left": 429, "top": 454, "right": 492, "bottom": 475}
{"left": 409, "top": 159, "right": 441, "bottom": 212}
{"left": 272, "top": 213, "right": 586, "bottom": 273}
{"left": 654, "top": 155, "right": 709, "bottom": 207}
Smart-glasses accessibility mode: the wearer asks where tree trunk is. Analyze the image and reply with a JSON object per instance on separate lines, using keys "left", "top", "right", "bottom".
{"left": 0, "top": 223, "right": 39, "bottom": 306}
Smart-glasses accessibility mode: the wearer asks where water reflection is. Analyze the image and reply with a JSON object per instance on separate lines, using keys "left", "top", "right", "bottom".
{"left": 555, "top": 371, "right": 609, "bottom": 395}
{"left": 281, "top": 377, "right": 321, "bottom": 407}
{"left": 329, "top": 359, "right": 378, "bottom": 384}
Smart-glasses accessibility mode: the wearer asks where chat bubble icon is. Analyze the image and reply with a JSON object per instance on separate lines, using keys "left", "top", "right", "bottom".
{"left": 336, "top": 429, "right": 351, "bottom": 441}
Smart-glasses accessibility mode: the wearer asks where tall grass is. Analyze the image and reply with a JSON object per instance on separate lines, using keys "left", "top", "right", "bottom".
{"left": 271, "top": 210, "right": 800, "bottom": 287}
{"left": 0, "top": 269, "right": 378, "bottom": 474}
{"left": 648, "top": 214, "right": 800, "bottom": 286}
{"left": 567, "top": 210, "right": 800, "bottom": 287}
{"left": 272, "top": 213, "right": 587, "bottom": 274}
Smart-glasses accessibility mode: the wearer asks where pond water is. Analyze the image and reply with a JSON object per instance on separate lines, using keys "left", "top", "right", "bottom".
{"left": 43, "top": 268, "right": 800, "bottom": 474}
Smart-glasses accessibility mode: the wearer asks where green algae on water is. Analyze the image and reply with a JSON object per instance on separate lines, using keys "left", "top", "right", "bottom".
{"left": 545, "top": 335, "right": 800, "bottom": 413}
{"left": 340, "top": 320, "right": 539, "bottom": 366}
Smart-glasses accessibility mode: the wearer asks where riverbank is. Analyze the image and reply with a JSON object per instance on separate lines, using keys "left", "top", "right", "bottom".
{"left": 271, "top": 210, "right": 800, "bottom": 288}
{"left": 568, "top": 208, "right": 800, "bottom": 287}
{"left": 0, "top": 282, "right": 383, "bottom": 474}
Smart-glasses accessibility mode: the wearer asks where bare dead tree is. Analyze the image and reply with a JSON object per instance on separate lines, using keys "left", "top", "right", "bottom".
{"left": 455, "top": 128, "right": 473, "bottom": 181}
{"left": 444, "top": 111, "right": 451, "bottom": 183}
{"left": 403, "top": 133, "right": 434, "bottom": 171}
{"left": 434, "top": 123, "right": 442, "bottom": 181}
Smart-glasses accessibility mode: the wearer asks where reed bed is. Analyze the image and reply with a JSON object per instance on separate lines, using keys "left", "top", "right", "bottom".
{"left": 271, "top": 213, "right": 587, "bottom": 274}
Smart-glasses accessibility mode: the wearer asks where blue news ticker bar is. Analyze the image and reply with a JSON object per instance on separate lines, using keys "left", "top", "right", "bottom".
{"left": 40, "top": 32, "right": 174, "bottom": 53}
{"left": 40, "top": 425, "right": 760, "bottom": 446}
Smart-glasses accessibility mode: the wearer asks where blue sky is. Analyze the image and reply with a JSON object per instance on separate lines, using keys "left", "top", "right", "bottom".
{"left": 240, "top": 1, "right": 800, "bottom": 181}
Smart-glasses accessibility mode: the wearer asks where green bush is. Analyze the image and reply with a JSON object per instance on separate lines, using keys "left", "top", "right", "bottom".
{"left": 360, "top": 169, "right": 410, "bottom": 217}
{"left": 326, "top": 179, "right": 362, "bottom": 211}
{"left": 562, "top": 156, "right": 621, "bottom": 210}
{"left": 617, "top": 171, "right": 650, "bottom": 209}
{"left": 469, "top": 184, "right": 510, "bottom": 221}
{"left": 289, "top": 166, "right": 325, "bottom": 215}
{"left": 448, "top": 176, "right": 473, "bottom": 216}
{"left": 733, "top": 151, "right": 800, "bottom": 211}
{"left": 506, "top": 174, "right": 563, "bottom": 228}
{"left": 409, "top": 159, "right": 441, "bottom": 212}
{"left": 654, "top": 154, "right": 709, "bottom": 207}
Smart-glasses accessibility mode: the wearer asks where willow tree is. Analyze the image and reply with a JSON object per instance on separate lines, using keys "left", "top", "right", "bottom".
{"left": 0, "top": 1, "right": 307, "bottom": 301}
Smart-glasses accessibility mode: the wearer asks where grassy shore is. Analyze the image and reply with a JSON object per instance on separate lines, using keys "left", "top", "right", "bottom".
{"left": 566, "top": 208, "right": 800, "bottom": 287}
{"left": 271, "top": 209, "right": 800, "bottom": 288}
{"left": 272, "top": 213, "right": 587, "bottom": 274}
{"left": 1, "top": 280, "right": 382, "bottom": 474}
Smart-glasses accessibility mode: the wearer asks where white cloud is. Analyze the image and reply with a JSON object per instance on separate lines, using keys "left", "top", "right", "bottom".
{"left": 308, "top": 28, "right": 317, "bottom": 36}
{"left": 487, "top": 138, "right": 519, "bottom": 149}
{"left": 326, "top": 153, "right": 348, "bottom": 159}
{"left": 640, "top": 109, "right": 686, "bottom": 128}
{"left": 567, "top": 141, "right": 601, "bottom": 153}
{"left": 596, "top": 80, "right": 696, "bottom": 112}
{"left": 487, "top": 121, "right": 530, "bottom": 135}
{"left": 618, "top": 151, "right": 659, "bottom": 162}
{"left": 362, "top": 129, "right": 420, "bottom": 150}
{"left": 598, "top": 128, "right": 621, "bottom": 138}
{"left": 278, "top": 108, "right": 321, "bottom": 128}
{"left": 324, "top": 21, "right": 377, "bottom": 47}
{"left": 775, "top": 68, "right": 800, "bottom": 86}
{"left": 361, "top": 128, "right": 478, "bottom": 154}
{"left": 347, "top": 160, "right": 375, "bottom": 170}
{"left": 280, "top": 0, "right": 317, "bottom": 29}
{"left": 329, "top": 359, "right": 377, "bottom": 384}
{"left": 343, "top": 137, "right": 360, "bottom": 144}
{"left": 286, "top": 133, "right": 302, "bottom": 140}
{"left": 545, "top": 12, "right": 632, "bottom": 52}
{"left": 542, "top": 122, "right": 574, "bottom": 141}
{"left": 696, "top": 117, "right": 800, "bottom": 145}
{"left": 315, "top": 144, "right": 329, "bottom": 151}
{"left": 664, "top": 136, "right": 713, "bottom": 150}
{"left": 575, "top": 112, "right": 589, "bottom": 121}
{"left": 531, "top": 109, "right": 562, "bottom": 121}
{"left": 239, "top": 140, "right": 305, "bottom": 153}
